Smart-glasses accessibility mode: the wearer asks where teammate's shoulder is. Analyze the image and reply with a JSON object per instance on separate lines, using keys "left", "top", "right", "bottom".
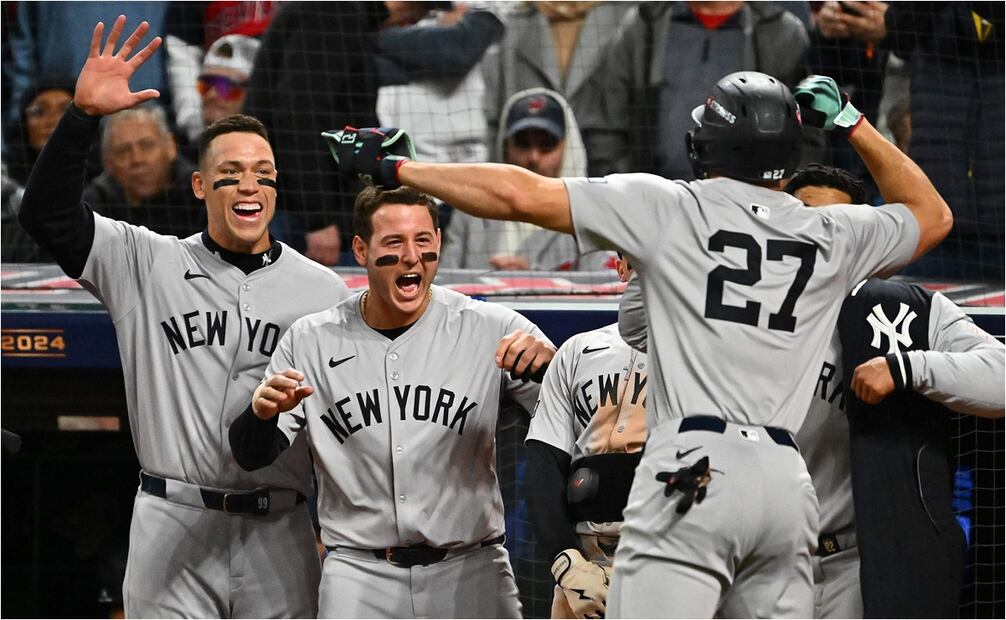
{"left": 848, "top": 276, "right": 932, "bottom": 304}
{"left": 289, "top": 292, "right": 361, "bottom": 331}
{"left": 277, "top": 244, "right": 346, "bottom": 281}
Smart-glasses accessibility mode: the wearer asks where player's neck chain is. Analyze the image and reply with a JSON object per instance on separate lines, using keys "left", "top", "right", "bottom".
{"left": 360, "top": 288, "right": 433, "bottom": 328}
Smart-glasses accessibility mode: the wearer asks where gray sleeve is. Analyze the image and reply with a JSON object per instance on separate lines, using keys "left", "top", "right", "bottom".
{"left": 822, "top": 202, "right": 921, "bottom": 283}
{"left": 905, "top": 293, "right": 1005, "bottom": 416}
{"left": 565, "top": 174, "right": 688, "bottom": 267}
{"left": 525, "top": 339, "right": 578, "bottom": 455}
{"left": 617, "top": 273, "right": 647, "bottom": 353}
{"left": 500, "top": 310, "right": 554, "bottom": 412}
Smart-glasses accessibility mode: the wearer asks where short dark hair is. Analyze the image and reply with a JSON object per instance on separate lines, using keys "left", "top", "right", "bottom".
{"left": 785, "top": 163, "right": 867, "bottom": 204}
{"left": 198, "top": 114, "right": 270, "bottom": 167}
{"left": 353, "top": 186, "right": 439, "bottom": 241}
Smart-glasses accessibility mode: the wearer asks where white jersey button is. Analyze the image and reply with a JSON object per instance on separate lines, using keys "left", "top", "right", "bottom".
{"left": 389, "top": 352, "right": 399, "bottom": 361}
{"left": 231, "top": 373, "right": 239, "bottom": 381}
{"left": 242, "top": 303, "right": 250, "bottom": 311}
{"left": 399, "top": 494, "right": 406, "bottom": 503}
{"left": 391, "top": 371, "right": 400, "bottom": 380}
{"left": 242, "top": 283, "right": 250, "bottom": 291}
{"left": 396, "top": 445, "right": 403, "bottom": 454}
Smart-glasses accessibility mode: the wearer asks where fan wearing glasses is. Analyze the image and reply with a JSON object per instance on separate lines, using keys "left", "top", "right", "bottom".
{"left": 197, "top": 34, "right": 260, "bottom": 130}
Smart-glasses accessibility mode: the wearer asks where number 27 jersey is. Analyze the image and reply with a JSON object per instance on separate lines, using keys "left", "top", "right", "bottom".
{"left": 567, "top": 175, "right": 919, "bottom": 433}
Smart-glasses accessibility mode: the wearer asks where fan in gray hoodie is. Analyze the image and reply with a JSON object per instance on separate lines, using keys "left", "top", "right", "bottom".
{"left": 441, "top": 87, "right": 613, "bottom": 271}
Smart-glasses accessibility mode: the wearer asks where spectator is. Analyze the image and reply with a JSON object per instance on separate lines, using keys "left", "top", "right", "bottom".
{"left": 590, "top": 1, "right": 814, "bottom": 179}
{"left": 243, "top": 1, "right": 384, "bottom": 266}
{"left": 442, "top": 88, "right": 612, "bottom": 271}
{"left": 377, "top": 2, "right": 503, "bottom": 164}
{"left": 83, "top": 105, "right": 205, "bottom": 238}
{"left": 807, "top": 1, "right": 890, "bottom": 199}
{"left": 199, "top": 35, "right": 258, "bottom": 127}
{"left": 176, "top": 33, "right": 261, "bottom": 162}
{"left": 3, "top": 2, "right": 167, "bottom": 129}
{"left": 886, "top": 1, "right": 1004, "bottom": 281}
{"left": 1, "top": 163, "right": 48, "bottom": 262}
{"left": 164, "top": 1, "right": 277, "bottom": 144}
{"left": 4, "top": 78, "right": 76, "bottom": 186}
{"left": 483, "top": 1, "right": 637, "bottom": 176}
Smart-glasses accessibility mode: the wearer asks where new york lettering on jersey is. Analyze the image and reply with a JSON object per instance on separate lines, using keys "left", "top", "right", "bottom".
{"left": 318, "top": 383, "right": 479, "bottom": 443}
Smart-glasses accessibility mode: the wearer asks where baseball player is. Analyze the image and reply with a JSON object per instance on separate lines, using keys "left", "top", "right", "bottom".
{"left": 229, "top": 185, "right": 556, "bottom": 619}
{"left": 526, "top": 254, "right": 647, "bottom": 619}
{"left": 786, "top": 165, "right": 1005, "bottom": 618}
{"left": 620, "top": 164, "right": 1005, "bottom": 617}
{"left": 325, "top": 71, "right": 953, "bottom": 617}
{"left": 18, "top": 18, "right": 350, "bottom": 617}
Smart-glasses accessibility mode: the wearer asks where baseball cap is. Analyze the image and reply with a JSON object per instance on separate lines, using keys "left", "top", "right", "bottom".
{"left": 202, "top": 34, "right": 261, "bottom": 77}
{"left": 504, "top": 93, "right": 566, "bottom": 140}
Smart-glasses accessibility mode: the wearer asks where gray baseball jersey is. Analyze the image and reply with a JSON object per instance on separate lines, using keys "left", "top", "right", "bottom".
{"left": 265, "top": 285, "right": 546, "bottom": 548}
{"left": 567, "top": 174, "right": 920, "bottom": 434}
{"left": 527, "top": 323, "right": 647, "bottom": 463}
{"left": 569, "top": 174, "right": 918, "bottom": 618}
{"left": 81, "top": 213, "right": 349, "bottom": 617}
{"left": 261, "top": 285, "right": 547, "bottom": 618}
{"left": 81, "top": 214, "right": 349, "bottom": 492}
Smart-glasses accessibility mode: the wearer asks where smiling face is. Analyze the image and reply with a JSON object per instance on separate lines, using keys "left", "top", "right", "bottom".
{"left": 353, "top": 202, "right": 441, "bottom": 328}
{"left": 192, "top": 131, "right": 276, "bottom": 254}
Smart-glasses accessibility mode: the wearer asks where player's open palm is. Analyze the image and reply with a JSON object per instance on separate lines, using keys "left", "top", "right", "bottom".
{"left": 253, "top": 369, "right": 315, "bottom": 420}
{"left": 74, "top": 15, "right": 162, "bottom": 117}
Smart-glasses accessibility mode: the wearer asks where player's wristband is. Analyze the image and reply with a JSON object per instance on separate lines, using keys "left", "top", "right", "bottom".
{"left": 884, "top": 352, "right": 913, "bottom": 392}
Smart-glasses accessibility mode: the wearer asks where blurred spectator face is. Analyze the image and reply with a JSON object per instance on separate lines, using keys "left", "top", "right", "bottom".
{"left": 503, "top": 93, "right": 567, "bottom": 178}
{"left": 102, "top": 112, "right": 177, "bottom": 206}
{"left": 25, "top": 88, "right": 72, "bottom": 152}
{"left": 199, "top": 35, "right": 260, "bottom": 127}
{"left": 505, "top": 129, "right": 565, "bottom": 178}
{"left": 199, "top": 69, "right": 249, "bottom": 126}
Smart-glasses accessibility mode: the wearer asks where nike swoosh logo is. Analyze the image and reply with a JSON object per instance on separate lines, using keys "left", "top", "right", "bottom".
{"left": 582, "top": 346, "right": 609, "bottom": 355}
{"left": 676, "top": 446, "right": 702, "bottom": 460}
{"left": 328, "top": 355, "right": 355, "bottom": 368}
{"left": 184, "top": 269, "right": 211, "bottom": 280}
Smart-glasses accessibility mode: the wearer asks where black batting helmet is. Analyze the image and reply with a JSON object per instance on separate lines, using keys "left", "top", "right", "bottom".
{"left": 686, "top": 71, "right": 802, "bottom": 183}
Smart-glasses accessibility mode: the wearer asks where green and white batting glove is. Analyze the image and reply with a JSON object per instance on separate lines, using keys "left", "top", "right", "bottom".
{"left": 321, "top": 126, "right": 417, "bottom": 189}
{"left": 794, "top": 75, "right": 865, "bottom": 135}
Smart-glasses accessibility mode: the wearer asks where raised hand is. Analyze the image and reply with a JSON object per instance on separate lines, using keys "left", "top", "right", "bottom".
{"left": 73, "top": 15, "right": 163, "bottom": 117}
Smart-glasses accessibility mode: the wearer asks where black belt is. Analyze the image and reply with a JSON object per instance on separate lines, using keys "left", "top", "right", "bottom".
{"left": 679, "top": 416, "right": 797, "bottom": 450}
{"left": 326, "top": 535, "right": 506, "bottom": 568}
{"left": 140, "top": 472, "right": 306, "bottom": 515}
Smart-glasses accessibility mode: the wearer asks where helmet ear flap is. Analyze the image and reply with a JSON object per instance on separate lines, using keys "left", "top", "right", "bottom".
{"left": 685, "top": 129, "right": 706, "bottom": 179}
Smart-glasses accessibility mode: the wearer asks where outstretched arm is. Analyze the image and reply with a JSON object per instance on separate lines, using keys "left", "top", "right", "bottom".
{"left": 18, "top": 16, "right": 162, "bottom": 277}
{"left": 398, "top": 161, "right": 574, "bottom": 233}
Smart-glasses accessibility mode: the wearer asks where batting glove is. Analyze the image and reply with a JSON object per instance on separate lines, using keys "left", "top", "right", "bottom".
{"left": 321, "top": 126, "right": 416, "bottom": 189}
{"left": 794, "top": 75, "right": 864, "bottom": 136}
{"left": 552, "top": 548, "right": 610, "bottom": 619}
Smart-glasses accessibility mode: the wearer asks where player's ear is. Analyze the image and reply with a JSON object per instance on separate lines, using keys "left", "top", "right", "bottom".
{"left": 352, "top": 235, "right": 367, "bottom": 267}
{"left": 192, "top": 171, "right": 206, "bottom": 200}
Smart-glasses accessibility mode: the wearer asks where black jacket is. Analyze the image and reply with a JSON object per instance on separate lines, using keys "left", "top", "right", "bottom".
{"left": 838, "top": 278, "right": 966, "bottom": 618}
